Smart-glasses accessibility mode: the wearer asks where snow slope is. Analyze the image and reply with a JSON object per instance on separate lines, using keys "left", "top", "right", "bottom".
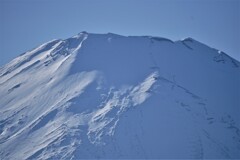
{"left": 0, "top": 32, "right": 240, "bottom": 159}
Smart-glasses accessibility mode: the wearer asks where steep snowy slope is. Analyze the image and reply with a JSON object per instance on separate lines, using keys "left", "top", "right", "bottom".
{"left": 0, "top": 32, "right": 240, "bottom": 159}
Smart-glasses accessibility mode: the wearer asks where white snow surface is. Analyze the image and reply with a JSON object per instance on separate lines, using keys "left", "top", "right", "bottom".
{"left": 0, "top": 32, "right": 240, "bottom": 159}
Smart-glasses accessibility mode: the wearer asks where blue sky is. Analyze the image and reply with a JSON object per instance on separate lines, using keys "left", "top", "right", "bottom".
{"left": 0, "top": 0, "right": 239, "bottom": 66}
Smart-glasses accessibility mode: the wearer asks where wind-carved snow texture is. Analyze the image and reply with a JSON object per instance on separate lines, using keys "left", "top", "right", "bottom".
{"left": 87, "top": 72, "right": 157, "bottom": 145}
{"left": 0, "top": 32, "right": 240, "bottom": 159}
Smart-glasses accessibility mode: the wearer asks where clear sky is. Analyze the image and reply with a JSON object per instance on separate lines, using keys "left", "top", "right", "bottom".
{"left": 0, "top": 0, "right": 239, "bottom": 66}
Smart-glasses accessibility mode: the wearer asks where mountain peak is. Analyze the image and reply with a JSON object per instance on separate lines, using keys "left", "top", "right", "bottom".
{"left": 0, "top": 32, "right": 239, "bottom": 159}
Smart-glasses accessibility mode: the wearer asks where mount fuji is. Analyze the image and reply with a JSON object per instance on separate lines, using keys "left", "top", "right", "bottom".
{"left": 0, "top": 32, "right": 239, "bottom": 159}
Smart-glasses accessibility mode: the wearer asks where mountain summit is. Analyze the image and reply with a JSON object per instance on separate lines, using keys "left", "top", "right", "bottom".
{"left": 0, "top": 32, "right": 240, "bottom": 159}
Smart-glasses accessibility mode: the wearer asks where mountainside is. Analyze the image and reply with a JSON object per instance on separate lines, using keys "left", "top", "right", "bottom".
{"left": 0, "top": 32, "right": 240, "bottom": 159}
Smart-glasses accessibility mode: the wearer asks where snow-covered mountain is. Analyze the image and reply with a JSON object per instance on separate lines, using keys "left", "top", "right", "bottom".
{"left": 0, "top": 32, "right": 239, "bottom": 159}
